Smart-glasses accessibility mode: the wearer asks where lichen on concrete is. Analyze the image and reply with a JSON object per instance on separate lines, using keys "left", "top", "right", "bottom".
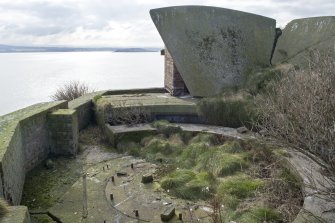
{"left": 272, "top": 16, "right": 335, "bottom": 67}
{"left": 150, "top": 6, "right": 276, "bottom": 96}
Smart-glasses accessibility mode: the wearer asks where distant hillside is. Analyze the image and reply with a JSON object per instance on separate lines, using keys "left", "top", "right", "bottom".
{"left": 0, "top": 44, "right": 160, "bottom": 53}
{"left": 114, "top": 48, "right": 159, "bottom": 52}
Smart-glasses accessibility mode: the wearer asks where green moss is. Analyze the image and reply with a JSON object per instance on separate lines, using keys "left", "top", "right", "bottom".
{"left": 93, "top": 95, "right": 102, "bottom": 103}
{"left": 0, "top": 101, "right": 66, "bottom": 159}
{"left": 31, "top": 214, "right": 55, "bottom": 223}
{"left": 21, "top": 157, "right": 83, "bottom": 210}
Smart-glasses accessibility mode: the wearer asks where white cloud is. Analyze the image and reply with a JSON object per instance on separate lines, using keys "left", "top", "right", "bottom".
{"left": 0, "top": 0, "right": 334, "bottom": 47}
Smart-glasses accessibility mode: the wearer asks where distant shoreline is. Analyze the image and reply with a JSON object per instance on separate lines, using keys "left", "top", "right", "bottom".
{"left": 0, "top": 45, "right": 161, "bottom": 53}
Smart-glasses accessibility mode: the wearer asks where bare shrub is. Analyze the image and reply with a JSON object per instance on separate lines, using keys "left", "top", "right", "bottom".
{"left": 103, "top": 101, "right": 151, "bottom": 126}
{"left": 255, "top": 50, "right": 335, "bottom": 168}
{"left": 51, "top": 81, "right": 92, "bottom": 101}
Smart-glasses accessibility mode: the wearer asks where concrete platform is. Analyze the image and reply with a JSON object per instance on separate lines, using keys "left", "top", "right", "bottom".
{"left": 98, "top": 93, "right": 198, "bottom": 115}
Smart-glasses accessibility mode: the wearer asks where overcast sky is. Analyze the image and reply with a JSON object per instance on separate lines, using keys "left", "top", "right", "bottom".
{"left": 0, "top": 0, "right": 334, "bottom": 47}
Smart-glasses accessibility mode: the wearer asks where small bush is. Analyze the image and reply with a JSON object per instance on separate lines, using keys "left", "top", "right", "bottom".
{"left": 51, "top": 81, "right": 92, "bottom": 101}
{"left": 256, "top": 50, "right": 335, "bottom": 168}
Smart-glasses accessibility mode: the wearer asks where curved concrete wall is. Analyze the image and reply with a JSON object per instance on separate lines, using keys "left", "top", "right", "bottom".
{"left": 150, "top": 6, "right": 276, "bottom": 97}
{"left": 0, "top": 101, "right": 67, "bottom": 205}
{"left": 272, "top": 16, "right": 335, "bottom": 66}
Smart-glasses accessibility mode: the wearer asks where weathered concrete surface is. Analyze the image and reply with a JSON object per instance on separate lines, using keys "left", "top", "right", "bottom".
{"left": 272, "top": 16, "right": 335, "bottom": 66}
{"left": 0, "top": 101, "right": 67, "bottom": 205}
{"left": 1, "top": 206, "right": 31, "bottom": 223}
{"left": 150, "top": 6, "right": 276, "bottom": 96}
{"left": 69, "top": 90, "right": 108, "bottom": 130}
{"left": 95, "top": 93, "right": 200, "bottom": 129}
{"left": 283, "top": 149, "right": 335, "bottom": 223}
{"left": 48, "top": 109, "right": 79, "bottom": 156}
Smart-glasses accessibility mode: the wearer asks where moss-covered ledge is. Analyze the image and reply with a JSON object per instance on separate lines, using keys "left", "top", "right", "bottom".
{"left": 0, "top": 101, "right": 67, "bottom": 161}
{"left": 0, "top": 101, "right": 67, "bottom": 205}
{"left": 68, "top": 90, "right": 108, "bottom": 130}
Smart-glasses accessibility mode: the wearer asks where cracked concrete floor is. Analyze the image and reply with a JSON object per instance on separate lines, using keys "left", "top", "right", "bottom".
{"left": 26, "top": 144, "right": 213, "bottom": 223}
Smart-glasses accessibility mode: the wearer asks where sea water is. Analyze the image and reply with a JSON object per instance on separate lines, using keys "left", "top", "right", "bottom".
{"left": 0, "top": 51, "right": 164, "bottom": 115}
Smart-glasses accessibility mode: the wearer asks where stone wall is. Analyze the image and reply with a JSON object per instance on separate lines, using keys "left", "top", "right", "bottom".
{"left": 164, "top": 49, "right": 189, "bottom": 96}
{"left": 48, "top": 109, "right": 78, "bottom": 156}
{"left": 0, "top": 101, "right": 67, "bottom": 205}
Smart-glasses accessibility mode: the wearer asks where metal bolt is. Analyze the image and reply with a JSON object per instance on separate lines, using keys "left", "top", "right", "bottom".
{"left": 110, "top": 194, "right": 114, "bottom": 201}
{"left": 131, "top": 163, "right": 134, "bottom": 169}
{"left": 111, "top": 176, "right": 115, "bottom": 182}
{"left": 134, "top": 210, "right": 139, "bottom": 217}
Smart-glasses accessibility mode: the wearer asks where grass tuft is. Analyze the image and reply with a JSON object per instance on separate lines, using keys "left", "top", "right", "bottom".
{"left": 218, "top": 140, "right": 244, "bottom": 153}
{"left": 151, "top": 120, "right": 182, "bottom": 137}
{"left": 160, "top": 170, "right": 216, "bottom": 200}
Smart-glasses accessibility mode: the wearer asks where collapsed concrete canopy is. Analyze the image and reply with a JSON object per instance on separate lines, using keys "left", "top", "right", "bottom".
{"left": 272, "top": 16, "right": 335, "bottom": 67}
{"left": 150, "top": 6, "right": 276, "bottom": 97}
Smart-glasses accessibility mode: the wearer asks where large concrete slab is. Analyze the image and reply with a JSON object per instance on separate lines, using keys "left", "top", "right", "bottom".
{"left": 272, "top": 16, "right": 335, "bottom": 67}
{"left": 150, "top": 6, "right": 276, "bottom": 97}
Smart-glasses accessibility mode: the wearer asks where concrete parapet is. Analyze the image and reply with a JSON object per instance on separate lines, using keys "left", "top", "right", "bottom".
{"left": 48, "top": 109, "right": 78, "bottom": 156}
{"left": 0, "top": 101, "right": 67, "bottom": 205}
{"left": 151, "top": 6, "right": 276, "bottom": 96}
{"left": 272, "top": 16, "right": 335, "bottom": 67}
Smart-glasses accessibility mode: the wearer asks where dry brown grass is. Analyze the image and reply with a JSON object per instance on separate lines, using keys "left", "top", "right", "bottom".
{"left": 103, "top": 101, "right": 151, "bottom": 126}
{"left": 255, "top": 50, "right": 335, "bottom": 168}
